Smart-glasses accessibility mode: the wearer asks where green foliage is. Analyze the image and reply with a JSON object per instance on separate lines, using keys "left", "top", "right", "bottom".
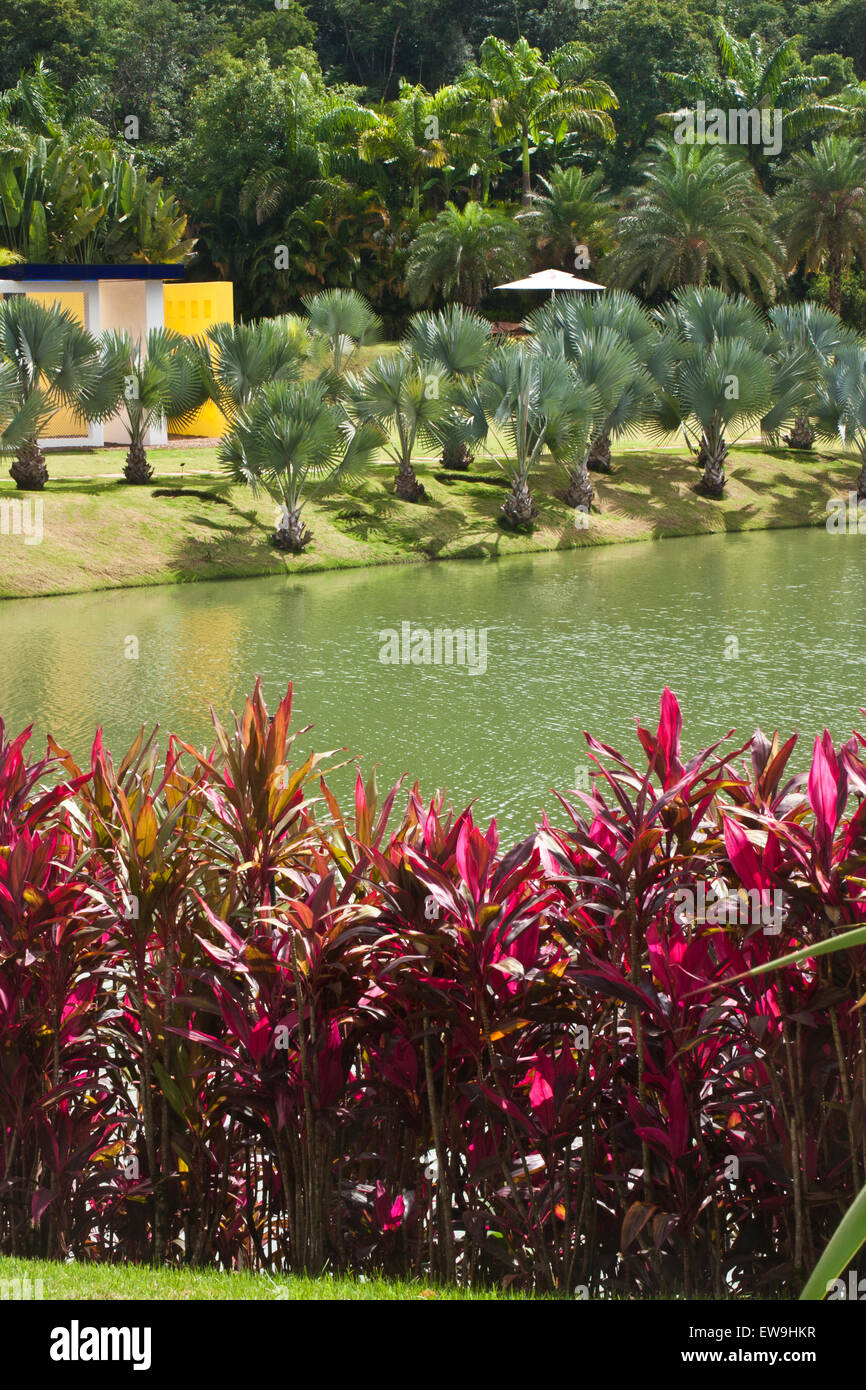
{"left": 192, "top": 317, "right": 311, "bottom": 423}
{"left": 405, "top": 201, "right": 529, "bottom": 308}
{"left": 455, "top": 341, "right": 595, "bottom": 517}
{"left": 0, "top": 1, "right": 95, "bottom": 93}
{"left": 303, "top": 288, "right": 381, "bottom": 373}
{"left": 518, "top": 164, "right": 614, "bottom": 271}
{"left": 646, "top": 285, "right": 811, "bottom": 493}
{"left": 101, "top": 328, "right": 204, "bottom": 447}
{"left": 607, "top": 137, "right": 783, "bottom": 300}
{"left": 440, "top": 35, "right": 617, "bottom": 203}
{"left": 775, "top": 136, "right": 866, "bottom": 313}
{"left": 0, "top": 66, "right": 194, "bottom": 262}
{"left": 3, "top": 3, "right": 866, "bottom": 325}
{"left": 663, "top": 20, "right": 847, "bottom": 170}
{"left": 0, "top": 294, "right": 116, "bottom": 422}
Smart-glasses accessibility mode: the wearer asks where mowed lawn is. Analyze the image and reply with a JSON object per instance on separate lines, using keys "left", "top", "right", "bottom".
{"left": 0, "top": 1255, "right": 543, "bottom": 1301}
{"left": 0, "top": 435, "right": 858, "bottom": 599}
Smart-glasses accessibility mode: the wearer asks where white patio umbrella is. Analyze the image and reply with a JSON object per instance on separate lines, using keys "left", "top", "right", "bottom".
{"left": 493, "top": 268, "right": 605, "bottom": 298}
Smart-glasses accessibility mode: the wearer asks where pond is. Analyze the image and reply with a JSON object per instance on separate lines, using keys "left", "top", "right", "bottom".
{"left": 3, "top": 527, "right": 865, "bottom": 839}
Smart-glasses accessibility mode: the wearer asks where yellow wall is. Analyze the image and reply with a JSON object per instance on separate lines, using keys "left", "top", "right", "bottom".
{"left": 163, "top": 281, "right": 234, "bottom": 437}
{"left": 30, "top": 292, "right": 88, "bottom": 438}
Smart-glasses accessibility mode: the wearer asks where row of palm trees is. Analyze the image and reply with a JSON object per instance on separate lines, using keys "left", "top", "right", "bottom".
{"left": 3, "top": 289, "right": 865, "bottom": 549}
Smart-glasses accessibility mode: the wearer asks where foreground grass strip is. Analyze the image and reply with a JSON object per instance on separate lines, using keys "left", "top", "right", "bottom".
{"left": 0, "top": 1256, "right": 541, "bottom": 1301}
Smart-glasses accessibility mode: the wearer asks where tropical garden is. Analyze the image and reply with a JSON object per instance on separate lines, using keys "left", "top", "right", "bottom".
{"left": 4, "top": 0, "right": 866, "bottom": 1308}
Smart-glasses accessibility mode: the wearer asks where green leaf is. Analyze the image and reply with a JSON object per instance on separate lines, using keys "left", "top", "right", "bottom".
{"left": 152, "top": 1060, "right": 188, "bottom": 1122}
{"left": 801, "top": 1182, "right": 866, "bottom": 1300}
{"left": 740, "top": 924, "right": 866, "bottom": 981}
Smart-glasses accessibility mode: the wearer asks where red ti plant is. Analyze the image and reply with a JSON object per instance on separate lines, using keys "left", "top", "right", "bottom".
{"left": 0, "top": 721, "right": 120, "bottom": 1258}
{"left": 2, "top": 684, "right": 866, "bottom": 1296}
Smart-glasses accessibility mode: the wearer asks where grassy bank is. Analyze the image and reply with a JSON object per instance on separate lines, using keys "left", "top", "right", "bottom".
{"left": 0, "top": 438, "right": 855, "bottom": 600}
{"left": 0, "top": 1255, "right": 540, "bottom": 1301}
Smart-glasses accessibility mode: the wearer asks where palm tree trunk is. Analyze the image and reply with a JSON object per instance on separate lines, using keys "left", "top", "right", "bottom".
{"left": 501, "top": 477, "right": 537, "bottom": 527}
{"left": 784, "top": 414, "right": 816, "bottom": 450}
{"left": 587, "top": 429, "right": 612, "bottom": 473}
{"left": 857, "top": 456, "right": 866, "bottom": 504}
{"left": 10, "top": 437, "right": 48, "bottom": 490}
{"left": 440, "top": 440, "right": 472, "bottom": 470}
{"left": 564, "top": 461, "right": 594, "bottom": 510}
{"left": 395, "top": 461, "right": 426, "bottom": 501}
{"left": 698, "top": 437, "right": 728, "bottom": 498}
{"left": 273, "top": 505, "right": 313, "bottom": 552}
{"left": 828, "top": 252, "right": 843, "bottom": 316}
{"left": 521, "top": 130, "right": 531, "bottom": 206}
{"left": 123, "top": 441, "right": 154, "bottom": 484}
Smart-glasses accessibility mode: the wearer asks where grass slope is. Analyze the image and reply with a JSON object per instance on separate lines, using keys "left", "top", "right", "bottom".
{"left": 0, "top": 439, "right": 856, "bottom": 600}
{"left": 0, "top": 1255, "right": 540, "bottom": 1301}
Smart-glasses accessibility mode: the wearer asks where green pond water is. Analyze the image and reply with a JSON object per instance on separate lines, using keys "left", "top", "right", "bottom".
{"left": 2, "top": 527, "right": 865, "bottom": 839}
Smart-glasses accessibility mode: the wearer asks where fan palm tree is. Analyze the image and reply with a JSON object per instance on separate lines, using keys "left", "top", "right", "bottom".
{"left": 303, "top": 288, "right": 380, "bottom": 374}
{"left": 191, "top": 317, "right": 310, "bottom": 425}
{"left": 608, "top": 137, "right": 783, "bottom": 300}
{"left": 221, "top": 377, "right": 382, "bottom": 552}
{"left": 664, "top": 22, "right": 847, "bottom": 175}
{"left": 0, "top": 296, "right": 121, "bottom": 490}
{"left": 405, "top": 201, "right": 529, "bottom": 309}
{"left": 346, "top": 351, "right": 450, "bottom": 502}
{"left": 649, "top": 286, "right": 782, "bottom": 496}
{"left": 528, "top": 292, "right": 660, "bottom": 483}
{"left": 775, "top": 137, "right": 866, "bottom": 316}
{"left": 405, "top": 305, "right": 493, "bottom": 469}
{"left": 813, "top": 343, "right": 866, "bottom": 501}
{"left": 0, "top": 361, "right": 45, "bottom": 455}
{"left": 454, "top": 343, "right": 592, "bottom": 526}
{"left": 766, "top": 302, "right": 857, "bottom": 448}
{"left": 440, "top": 37, "right": 617, "bottom": 205}
{"left": 518, "top": 164, "right": 614, "bottom": 271}
{"left": 101, "top": 329, "right": 206, "bottom": 484}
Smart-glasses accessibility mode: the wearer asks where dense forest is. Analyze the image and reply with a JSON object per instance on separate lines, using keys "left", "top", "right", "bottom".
{"left": 2, "top": 0, "right": 866, "bottom": 328}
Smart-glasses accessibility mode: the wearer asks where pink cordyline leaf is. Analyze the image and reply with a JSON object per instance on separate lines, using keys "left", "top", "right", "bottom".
{"left": 808, "top": 731, "right": 844, "bottom": 853}
{"left": 375, "top": 1181, "right": 405, "bottom": 1232}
